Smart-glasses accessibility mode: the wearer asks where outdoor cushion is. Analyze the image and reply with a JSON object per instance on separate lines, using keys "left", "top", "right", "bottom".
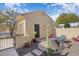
{"left": 57, "top": 35, "right": 66, "bottom": 41}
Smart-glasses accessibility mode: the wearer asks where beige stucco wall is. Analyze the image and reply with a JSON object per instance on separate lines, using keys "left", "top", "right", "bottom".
{"left": 15, "top": 35, "right": 32, "bottom": 48}
{"left": 24, "top": 11, "right": 56, "bottom": 39}
{"left": 16, "top": 20, "right": 24, "bottom": 35}
{"left": 16, "top": 11, "right": 56, "bottom": 48}
{"left": 56, "top": 28, "right": 79, "bottom": 39}
{"left": 16, "top": 11, "right": 56, "bottom": 39}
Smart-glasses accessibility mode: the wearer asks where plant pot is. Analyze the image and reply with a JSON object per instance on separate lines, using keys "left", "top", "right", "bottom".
{"left": 32, "top": 38, "right": 37, "bottom": 43}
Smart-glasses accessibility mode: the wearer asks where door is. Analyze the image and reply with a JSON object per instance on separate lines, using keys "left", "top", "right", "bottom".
{"left": 34, "top": 24, "right": 40, "bottom": 38}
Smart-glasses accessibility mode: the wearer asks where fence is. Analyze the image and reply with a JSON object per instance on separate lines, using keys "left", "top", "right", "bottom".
{"left": 56, "top": 28, "right": 79, "bottom": 39}
{"left": 0, "top": 38, "right": 14, "bottom": 50}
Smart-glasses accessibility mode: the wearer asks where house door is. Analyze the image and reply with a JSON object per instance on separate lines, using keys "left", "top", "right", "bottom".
{"left": 34, "top": 24, "right": 40, "bottom": 38}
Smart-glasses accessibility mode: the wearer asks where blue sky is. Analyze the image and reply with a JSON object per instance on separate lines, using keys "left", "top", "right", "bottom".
{"left": 0, "top": 3, "right": 79, "bottom": 21}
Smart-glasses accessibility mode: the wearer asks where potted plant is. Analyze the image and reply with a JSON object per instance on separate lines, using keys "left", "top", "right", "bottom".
{"left": 32, "top": 31, "right": 37, "bottom": 43}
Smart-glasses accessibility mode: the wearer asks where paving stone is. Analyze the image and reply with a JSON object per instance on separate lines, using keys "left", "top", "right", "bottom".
{"left": 38, "top": 46, "right": 46, "bottom": 51}
{"left": 24, "top": 52, "right": 34, "bottom": 56}
{"left": 32, "top": 49, "right": 42, "bottom": 56}
{"left": 0, "top": 48, "right": 18, "bottom": 56}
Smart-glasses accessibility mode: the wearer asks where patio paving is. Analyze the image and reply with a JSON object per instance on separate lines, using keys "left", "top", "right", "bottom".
{"left": 24, "top": 52, "right": 34, "bottom": 56}
{"left": 0, "top": 48, "right": 18, "bottom": 56}
{"left": 67, "top": 41, "right": 79, "bottom": 56}
{"left": 24, "top": 48, "right": 43, "bottom": 56}
{"left": 17, "top": 39, "right": 79, "bottom": 56}
{"left": 16, "top": 40, "right": 46, "bottom": 56}
{"left": 32, "top": 49, "right": 43, "bottom": 56}
{"left": 57, "top": 40, "right": 79, "bottom": 56}
{"left": 1, "top": 39, "right": 79, "bottom": 56}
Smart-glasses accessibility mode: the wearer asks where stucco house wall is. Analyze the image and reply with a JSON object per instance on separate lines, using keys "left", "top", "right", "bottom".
{"left": 15, "top": 35, "right": 31, "bottom": 48}
{"left": 16, "top": 11, "right": 56, "bottom": 48}
{"left": 23, "top": 11, "right": 56, "bottom": 38}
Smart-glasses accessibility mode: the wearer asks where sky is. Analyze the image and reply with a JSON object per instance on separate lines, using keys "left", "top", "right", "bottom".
{"left": 0, "top": 3, "right": 79, "bottom": 21}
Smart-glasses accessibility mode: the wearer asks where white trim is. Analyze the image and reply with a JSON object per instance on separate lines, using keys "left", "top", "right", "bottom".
{"left": 24, "top": 19, "right": 26, "bottom": 36}
{"left": 17, "top": 20, "right": 25, "bottom": 35}
{"left": 17, "top": 20, "right": 24, "bottom": 24}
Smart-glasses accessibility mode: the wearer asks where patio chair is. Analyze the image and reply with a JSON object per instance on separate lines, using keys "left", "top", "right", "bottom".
{"left": 57, "top": 35, "right": 72, "bottom": 48}
{"left": 50, "top": 39, "right": 69, "bottom": 56}
{"left": 44, "top": 35, "right": 71, "bottom": 56}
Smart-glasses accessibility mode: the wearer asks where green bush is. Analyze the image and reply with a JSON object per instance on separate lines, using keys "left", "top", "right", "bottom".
{"left": 64, "top": 23, "right": 71, "bottom": 28}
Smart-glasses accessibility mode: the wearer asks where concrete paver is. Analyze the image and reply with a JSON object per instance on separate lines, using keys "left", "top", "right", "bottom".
{"left": 0, "top": 48, "right": 18, "bottom": 56}
{"left": 32, "top": 49, "right": 42, "bottom": 56}
{"left": 24, "top": 52, "right": 34, "bottom": 56}
{"left": 68, "top": 41, "right": 79, "bottom": 56}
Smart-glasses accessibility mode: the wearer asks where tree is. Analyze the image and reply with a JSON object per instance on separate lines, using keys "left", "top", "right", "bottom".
{"left": 56, "top": 13, "right": 79, "bottom": 28}
{"left": 0, "top": 9, "right": 20, "bottom": 37}
{"left": 4, "top": 9, "right": 20, "bottom": 37}
{"left": 0, "top": 10, "right": 9, "bottom": 25}
{"left": 64, "top": 23, "right": 71, "bottom": 28}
